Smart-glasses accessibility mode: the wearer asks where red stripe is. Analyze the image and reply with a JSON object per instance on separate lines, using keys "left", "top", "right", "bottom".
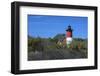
{"left": 66, "top": 32, "right": 72, "bottom": 37}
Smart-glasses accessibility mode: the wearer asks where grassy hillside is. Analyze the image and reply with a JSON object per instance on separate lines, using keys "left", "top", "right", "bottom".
{"left": 28, "top": 34, "right": 88, "bottom": 61}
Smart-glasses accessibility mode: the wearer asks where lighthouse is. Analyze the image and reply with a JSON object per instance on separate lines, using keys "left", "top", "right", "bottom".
{"left": 66, "top": 25, "right": 73, "bottom": 48}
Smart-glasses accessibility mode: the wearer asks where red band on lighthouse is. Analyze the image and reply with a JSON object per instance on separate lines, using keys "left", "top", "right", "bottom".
{"left": 66, "top": 31, "right": 72, "bottom": 37}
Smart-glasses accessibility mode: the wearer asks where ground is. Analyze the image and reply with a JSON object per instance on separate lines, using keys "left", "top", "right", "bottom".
{"left": 28, "top": 48, "right": 87, "bottom": 61}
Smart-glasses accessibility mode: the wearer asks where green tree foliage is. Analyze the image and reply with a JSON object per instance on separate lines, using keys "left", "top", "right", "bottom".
{"left": 53, "top": 34, "right": 65, "bottom": 42}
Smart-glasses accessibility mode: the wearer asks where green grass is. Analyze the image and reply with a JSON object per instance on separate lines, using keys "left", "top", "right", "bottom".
{"left": 28, "top": 35, "right": 88, "bottom": 60}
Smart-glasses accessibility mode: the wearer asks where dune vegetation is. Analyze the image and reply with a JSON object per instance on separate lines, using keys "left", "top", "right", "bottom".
{"left": 28, "top": 34, "right": 88, "bottom": 61}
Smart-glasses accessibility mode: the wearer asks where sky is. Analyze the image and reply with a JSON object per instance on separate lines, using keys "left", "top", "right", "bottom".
{"left": 28, "top": 15, "right": 88, "bottom": 39}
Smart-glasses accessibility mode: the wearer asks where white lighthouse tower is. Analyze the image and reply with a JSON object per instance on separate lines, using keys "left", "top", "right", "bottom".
{"left": 66, "top": 25, "right": 73, "bottom": 48}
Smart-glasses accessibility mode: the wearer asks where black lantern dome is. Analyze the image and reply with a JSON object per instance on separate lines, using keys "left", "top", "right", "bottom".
{"left": 66, "top": 25, "right": 73, "bottom": 32}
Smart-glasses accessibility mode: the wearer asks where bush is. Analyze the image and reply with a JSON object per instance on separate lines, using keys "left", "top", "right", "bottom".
{"left": 28, "top": 37, "right": 44, "bottom": 52}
